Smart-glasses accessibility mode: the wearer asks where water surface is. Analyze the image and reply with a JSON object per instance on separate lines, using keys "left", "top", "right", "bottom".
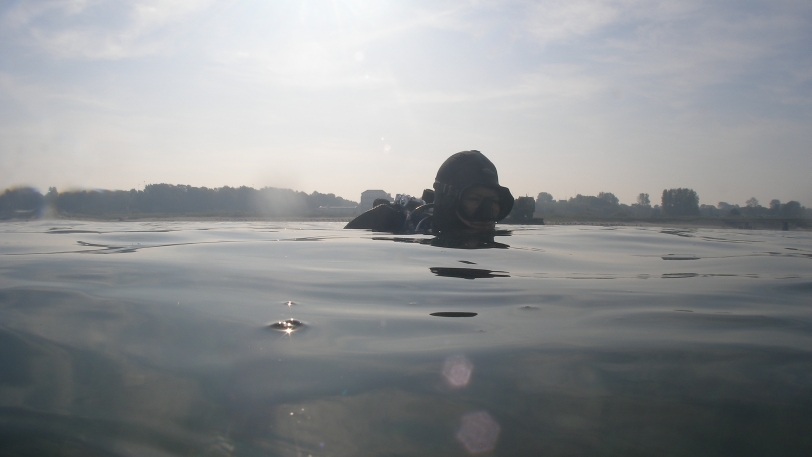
{"left": 1, "top": 221, "right": 811, "bottom": 455}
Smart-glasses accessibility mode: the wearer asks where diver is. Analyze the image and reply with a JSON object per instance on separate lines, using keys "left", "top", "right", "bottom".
{"left": 345, "top": 150, "right": 514, "bottom": 235}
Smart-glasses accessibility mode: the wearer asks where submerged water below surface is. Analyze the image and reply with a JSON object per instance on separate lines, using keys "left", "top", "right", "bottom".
{"left": 1, "top": 221, "right": 811, "bottom": 456}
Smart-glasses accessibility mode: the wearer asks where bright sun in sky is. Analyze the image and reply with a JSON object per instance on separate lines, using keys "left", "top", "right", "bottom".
{"left": 1, "top": 0, "right": 810, "bottom": 206}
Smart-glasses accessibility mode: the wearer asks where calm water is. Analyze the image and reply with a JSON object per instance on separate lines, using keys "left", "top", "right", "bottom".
{"left": 1, "top": 221, "right": 811, "bottom": 456}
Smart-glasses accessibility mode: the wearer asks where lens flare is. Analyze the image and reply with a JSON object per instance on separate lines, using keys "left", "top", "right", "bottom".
{"left": 442, "top": 354, "right": 473, "bottom": 388}
{"left": 456, "top": 411, "right": 500, "bottom": 454}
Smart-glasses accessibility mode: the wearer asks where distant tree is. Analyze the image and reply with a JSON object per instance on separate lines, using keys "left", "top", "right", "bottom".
{"left": 780, "top": 201, "right": 802, "bottom": 218}
{"left": 566, "top": 194, "right": 617, "bottom": 216}
{"left": 47, "top": 184, "right": 356, "bottom": 217}
{"left": 661, "top": 188, "right": 699, "bottom": 217}
{"left": 533, "top": 192, "right": 556, "bottom": 215}
{"left": 536, "top": 192, "right": 554, "bottom": 204}
{"left": 742, "top": 198, "right": 770, "bottom": 217}
{"left": 628, "top": 193, "right": 652, "bottom": 217}
{"left": 636, "top": 193, "right": 650, "bottom": 206}
{"left": 306, "top": 191, "right": 357, "bottom": 209}
{"left": 0, "top": 187, "right": 44, "bottom": 219}
{"left": 699, "top": 204, "right": 719, "bottom": 217}
{"left": 717, "top": 202, "right": 735, "bottom": 212}
{"left": 597, "top": 192, "right": 619, "bottom": 206}
{"left": 769, "top": 199, "right": 781, "bottom": 215}
{"left": 44, "top": 187, "right": 59, "bottom": 212}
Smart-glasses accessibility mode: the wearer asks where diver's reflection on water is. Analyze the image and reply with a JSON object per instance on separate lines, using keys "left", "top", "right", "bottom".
{"left": 431, "top": 231, "right": 510, "bottom": 250}
{"left": 429, "top": 267, "right": 509, "bottom": 279}
{"left": 372, "top": 230, "right": 511, "bottom": 250}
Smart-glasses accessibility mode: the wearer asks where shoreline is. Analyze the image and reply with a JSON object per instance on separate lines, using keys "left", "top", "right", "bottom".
{"left": 1, "top": 215, "right": 356, "bottom": 223}
{"left": 536, "top": 218, "right": 810, "bottom": 231}
{"left": 2, "top": 215, "right": 810, "bottom": 231}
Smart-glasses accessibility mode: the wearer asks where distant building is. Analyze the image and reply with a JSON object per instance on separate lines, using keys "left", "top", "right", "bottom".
{"left": 358, "top": 190, "right": 392, "bottom": 213}
{"left": 510, "top": 197, "right": 536, "bottom": 220}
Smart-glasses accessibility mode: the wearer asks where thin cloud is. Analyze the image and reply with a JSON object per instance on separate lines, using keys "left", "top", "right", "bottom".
{"left": 518, "top": 0, "right": 812, "bottom": 115}
{"left": 4, "top": 0, "right": 213, "bottom": 60}
{"left": 393, "top": 64, "right": 604, "bottom": 105}
{"left": 0, "top": 72, "right": 123, "bottom": 114}
{"left": 524, "top": 0, "right": 622, "bottom": 45}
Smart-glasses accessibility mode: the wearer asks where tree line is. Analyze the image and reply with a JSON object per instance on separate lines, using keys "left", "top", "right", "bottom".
{"left": 533, "top": 188, "right": 810, "bottom": 219}
{"left": 0, "top": 184, "right": 357, "bottom": 219}
{"left": 1, "top": 183, "right": 809, "bottom": 221}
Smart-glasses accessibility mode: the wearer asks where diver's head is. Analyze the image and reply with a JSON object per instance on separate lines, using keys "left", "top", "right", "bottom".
{"left": 432, "top": 150, "right": 513, "bottom": 233}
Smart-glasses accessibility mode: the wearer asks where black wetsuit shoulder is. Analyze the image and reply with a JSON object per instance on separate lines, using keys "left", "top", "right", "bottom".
{"left": 344, "top": 204, "right": 406, "bottom": 232}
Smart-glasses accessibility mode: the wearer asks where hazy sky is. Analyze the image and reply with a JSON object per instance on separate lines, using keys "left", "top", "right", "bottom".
{"left": 1, "top": 0, "right": 810, "bottom": 206}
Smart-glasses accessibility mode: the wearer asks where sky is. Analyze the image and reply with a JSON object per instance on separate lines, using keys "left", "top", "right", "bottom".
{"left": 1, "top": 0, "right": 811, "bottom": 207}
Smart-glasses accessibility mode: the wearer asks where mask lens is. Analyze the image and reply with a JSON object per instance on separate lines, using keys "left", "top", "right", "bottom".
{"left": 469, "top": 197, "right": 497, "bottom": 221}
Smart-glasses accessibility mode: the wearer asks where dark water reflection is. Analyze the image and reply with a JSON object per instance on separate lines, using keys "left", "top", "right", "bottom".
{"left": 430, "top": 312, "right": 478, "bottom": 317}
{"left": 373, "top": 231, "right": 511, "bottom": 250}
{"left": 1, "top": 221, "right": 812, "bottom": 455}
{"left": 429, "top": 267, "right": 510, "bottom": 279}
